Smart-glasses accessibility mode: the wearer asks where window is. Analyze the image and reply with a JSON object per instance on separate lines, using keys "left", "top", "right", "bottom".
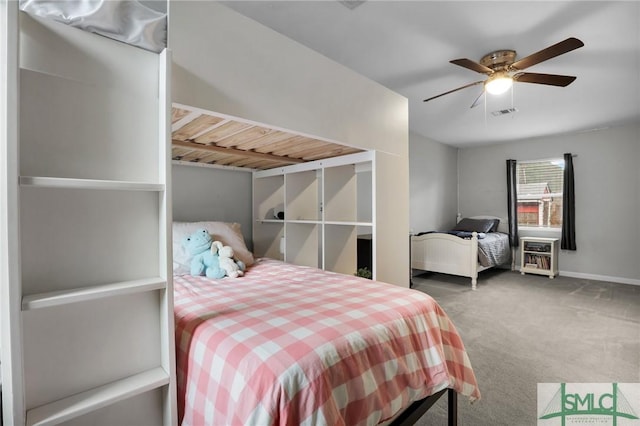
{"left": 517, "top": 159, "right": 564, "bottom": 228}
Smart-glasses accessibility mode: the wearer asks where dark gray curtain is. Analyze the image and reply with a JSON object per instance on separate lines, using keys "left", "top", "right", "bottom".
{"left": 506, "top": 159, "right": 518, "bottom": 247}
{"left": 561, "top": 153, "right": 576, "bottom": 250}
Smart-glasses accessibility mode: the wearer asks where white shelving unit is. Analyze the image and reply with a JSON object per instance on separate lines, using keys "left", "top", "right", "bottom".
{"left": 1, "top": 9, "right": 176, "bottom": 425}
{"left": 253, "top": 151, "right": 375, "bottom": 278}
{"left": 25, "top": 367, "right": 169, "bottom": 426}
{"left": 252, "top": 175, "right": 285, "bottom": 261}
{"left": 21, "top": 277, "right": 167, "bottom": 311}
{"left": 520, "top": 237, "right": 559, "bottom": 278}
{"left": 19, "top": 176, "right": 165, "bottom": 192}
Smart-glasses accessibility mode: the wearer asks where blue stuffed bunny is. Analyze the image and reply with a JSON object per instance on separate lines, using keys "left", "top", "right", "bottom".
{"left": 182, "top": 228, "right": 225, "bottom": 279}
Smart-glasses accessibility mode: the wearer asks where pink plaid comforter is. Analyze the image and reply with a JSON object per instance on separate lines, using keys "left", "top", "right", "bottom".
{"left": 174, "top": 258, "right": 480, "bottom": 426}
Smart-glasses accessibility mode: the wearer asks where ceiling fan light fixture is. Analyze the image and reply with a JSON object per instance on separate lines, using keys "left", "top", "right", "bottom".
{"left": 485, "top": 73, "right": 513, "bottom": 95}
{"left": 424, "top": 38, "right": 583, "bottom": 105}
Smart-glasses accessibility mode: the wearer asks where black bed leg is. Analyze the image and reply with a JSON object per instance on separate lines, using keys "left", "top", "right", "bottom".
{"left": 409, "top": 234, "right": 414, "bottom": 288}
{"left": 447, "top": 389, "right": 458, "bottom": 426}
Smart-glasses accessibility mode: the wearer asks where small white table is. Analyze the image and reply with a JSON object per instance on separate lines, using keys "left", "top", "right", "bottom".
{"left": 520, "top": 237, "right": 559, "bottom": 278}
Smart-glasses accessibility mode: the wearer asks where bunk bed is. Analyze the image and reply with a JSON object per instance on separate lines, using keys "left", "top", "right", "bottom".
{"left": 11, "top": 5, "right": 474, "bottom": 425}
{"left": 411, "top": 217, "right": 511, "bottom": 290}
{"left": 173, "top": 222, "right": 481, "bottom": 425}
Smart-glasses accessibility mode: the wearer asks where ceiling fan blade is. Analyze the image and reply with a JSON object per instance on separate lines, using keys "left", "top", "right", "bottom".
{"left": 423, "top": 80, "right": 484, "bottom": 103}
{"left": 450, "top": 58, "right": 494, "bottom": 75}
{"left": 470, "top": 89, "right": 485, "bottom": 109}
{"left": 509, "top": 37, "right": 584, "bottom": 71}
{"left": 513, "top": 72, "right": 577, "bottom": 87}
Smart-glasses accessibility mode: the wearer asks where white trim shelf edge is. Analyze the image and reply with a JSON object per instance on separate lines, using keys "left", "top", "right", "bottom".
{"left": 19, "top": 176, "right": 164, "bottom": 191}
{"left": 25, "top": 367, "right": 170, "bottom": 426}
{"left": 325, "top": 221, "right": 373, "bottom": 226}
{"left": 256, "top": 220, "right": 372, "bottom": 226}
{"left": 22, "top": 277, "right": 167, "bottom": 311}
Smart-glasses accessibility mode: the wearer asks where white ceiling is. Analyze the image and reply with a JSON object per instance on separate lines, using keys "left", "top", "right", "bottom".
{"left": 221, "top": 1, "right": 640, "bottom": 148}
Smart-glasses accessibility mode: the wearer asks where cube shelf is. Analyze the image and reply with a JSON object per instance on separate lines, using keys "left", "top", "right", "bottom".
{"left": 253, "top": 151, "right": 375, "bottom": 278}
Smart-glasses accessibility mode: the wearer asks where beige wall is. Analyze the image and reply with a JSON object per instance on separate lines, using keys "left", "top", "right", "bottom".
{"left": 169, "top": 1, "right": 410, "bottom": 286}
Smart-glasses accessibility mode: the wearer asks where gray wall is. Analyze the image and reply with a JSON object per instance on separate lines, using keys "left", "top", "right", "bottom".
{"left": 409, "top": 132, "right": 459, "bottom": 233}
{"left": 172, "top": 164, "right": 254, "bottom": 250}
{"left": 457, "top": 122, "right": 640, "bottom": 282}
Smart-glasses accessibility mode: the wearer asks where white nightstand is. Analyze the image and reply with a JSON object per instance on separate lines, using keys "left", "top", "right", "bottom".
{"left": 520, "top": 237, "right": 559, "bottom": 278}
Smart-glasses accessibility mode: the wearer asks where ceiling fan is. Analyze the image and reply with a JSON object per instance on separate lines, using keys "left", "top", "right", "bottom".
{"left": 423, "top": 37, "right": 584, "bottom": 108}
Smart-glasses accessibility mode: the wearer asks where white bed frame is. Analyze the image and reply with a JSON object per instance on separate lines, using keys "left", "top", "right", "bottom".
{"left": 411, "top": 216, "right": 507, "bottom": 290}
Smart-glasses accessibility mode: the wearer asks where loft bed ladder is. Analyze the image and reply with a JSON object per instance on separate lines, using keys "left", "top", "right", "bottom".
{"left": 1, "top": 6, "right": 176, "bottom": 425}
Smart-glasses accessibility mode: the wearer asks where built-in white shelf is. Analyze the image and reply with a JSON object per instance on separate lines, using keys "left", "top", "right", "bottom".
{"left": 1, "top": 14, "right": 175, "bottom": 426}
{"left": 19, "top": 176, "right": 164, "bottom": 192}
{"left": 25, "top": 367, "right": 170, "bottom": 426}
{"left": 22, "top": 277, "right": 167, "bottom": 311}
{"left": 286, "top": 219, "right": 322, "bottom": 225}
{"left": 259, "top": 220, "right": 372, "bottom": 226}
{"left": 325, "top": 221, "right": 373, "bottom": 226}
{"left": 253, "top": 151, "right": 375, "bottom": 278}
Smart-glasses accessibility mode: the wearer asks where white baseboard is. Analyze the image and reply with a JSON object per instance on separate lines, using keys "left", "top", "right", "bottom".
{"left": 558, "top": 270, "right": 640, "bottom": 286}
{"left": 515, "top": 267, "right": 640, "bottom": 286}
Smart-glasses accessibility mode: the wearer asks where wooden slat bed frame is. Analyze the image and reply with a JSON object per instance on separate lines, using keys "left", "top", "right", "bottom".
{"left": 171, "top": 104, "right": 364, "bottom": 170}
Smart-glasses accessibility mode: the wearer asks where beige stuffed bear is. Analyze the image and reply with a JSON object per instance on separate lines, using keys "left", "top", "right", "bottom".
{"left": 211, "top": 241, "right": 245, "bottom": 278}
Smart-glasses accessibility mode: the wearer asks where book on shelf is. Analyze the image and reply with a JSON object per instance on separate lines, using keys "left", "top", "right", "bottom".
{"left": 524, "top": 254, "right": 550, "bottom": 270}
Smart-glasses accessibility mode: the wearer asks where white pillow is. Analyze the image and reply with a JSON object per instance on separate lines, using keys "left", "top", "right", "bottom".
{"left": 173, "top": 221, "right": 255, "bottom": 276}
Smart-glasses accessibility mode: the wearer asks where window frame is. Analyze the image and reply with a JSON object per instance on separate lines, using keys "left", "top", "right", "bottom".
{"left": 516, "top": 157, "right": 564, "bottom": 232}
